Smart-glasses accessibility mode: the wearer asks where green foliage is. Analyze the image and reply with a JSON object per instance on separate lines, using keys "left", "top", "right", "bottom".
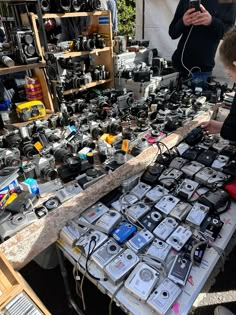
{"left": 117, "top": 0, "right": 136, "bottom": 36}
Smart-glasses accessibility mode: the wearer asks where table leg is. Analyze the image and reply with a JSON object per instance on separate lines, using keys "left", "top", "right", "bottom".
{"left": 56, "top": 246, "right": 85, "bottom": 315}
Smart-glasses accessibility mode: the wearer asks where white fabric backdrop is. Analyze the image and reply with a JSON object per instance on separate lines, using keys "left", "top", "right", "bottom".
{"left": 135, "top": 0, "right": 233, "bottom": 84}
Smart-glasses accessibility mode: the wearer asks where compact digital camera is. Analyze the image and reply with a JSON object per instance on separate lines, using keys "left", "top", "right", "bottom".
{"left": 147, "top": 278, "right": 182, "bottom": 314}
{"left": 146, "top": 238, "right": 171, "bottom": 262}
{"left": 153, "top": 217, "right": 178, "bottom": 241}
{"left": 126, "top": 229, "right": 154, "bottom": 253}
{"left": 91, "top": 238, "right": 123, "bottom": 269}
{"left": 124, "top": 262, "right": 160, "bottom": 302}
{"left": 104, "top": 248, "right": 140, "bottom": 284}
{"left": 0, "top": 211, "right": 38, "bottom": 242}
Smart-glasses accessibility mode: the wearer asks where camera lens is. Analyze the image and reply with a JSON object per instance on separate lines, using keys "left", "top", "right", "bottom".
{"left": 5, "top": 157, "right": 21, "bottom": 167}
{"left": 41, "top": 0, "right": 50, "bottom": 11}
{"left": 86, "top": 169, "right": 98, "bottom": 180}
{"left": 41, "top": 166, "right": 57, "bottom": 181}
{"left": 65, "top": 157, "right": 81, "bottom": 170}
{"left": 22, "top": 143, "right": 36, "bottom": 159}
{"left": 54, "top": 148, "right": 72, "bottom": 163}
{"left": 24, "top": 44, "right": 36, "bottom": 57}
{"left": 72, "top": 0, "right": 82, "bottom": 11}
{"left": 60, "top": 0, "right": 71, "bottom": 11}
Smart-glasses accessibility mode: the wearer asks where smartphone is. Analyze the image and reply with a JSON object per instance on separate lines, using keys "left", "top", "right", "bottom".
{"left": 189, "top": 0, "right": 201, "bottom": 11}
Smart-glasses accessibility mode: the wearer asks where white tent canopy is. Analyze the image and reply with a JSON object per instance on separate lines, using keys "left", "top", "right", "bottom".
{"left": 135, "top": 0, "right": 232, "bottom": 84}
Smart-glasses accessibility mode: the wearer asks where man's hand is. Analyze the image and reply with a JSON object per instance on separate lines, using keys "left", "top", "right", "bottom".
{"left": 183, "top": 8, "right": 197, "bottom": 26}
{"left": 191, "top": 4, "right": 212, "bottom": 26}
{"left": 201, "top": 120, "right": 223, "bottom": 134}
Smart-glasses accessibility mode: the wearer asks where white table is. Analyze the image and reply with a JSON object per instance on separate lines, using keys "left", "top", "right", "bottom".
{"left": 56, "top": 200, "right": 236, "bottom": 315}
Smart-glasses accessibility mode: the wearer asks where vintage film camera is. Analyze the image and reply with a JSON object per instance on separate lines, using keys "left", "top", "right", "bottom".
{"left": 11, "top": 28, "right": 40, "bottom": 64}
{"left": 0, "top": 148, "right": 21, "bottom": 168}
{"left": 33, "top": 154, "right": 57, "bottom": 181}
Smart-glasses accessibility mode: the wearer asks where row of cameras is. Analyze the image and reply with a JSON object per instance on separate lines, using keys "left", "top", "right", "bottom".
{"left": 41, "top": 0, "right": 102, "bottom": 12}
{"left": 0, "top": 82, "right": 227, "bottom": 180}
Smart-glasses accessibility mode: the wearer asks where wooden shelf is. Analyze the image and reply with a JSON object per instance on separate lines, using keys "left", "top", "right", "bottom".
{"left": 34, "top": 10, "right": 110, "bottom": 19}
{"left": 0, "top": 62, "right": 45, "bottom": 76}
{"left": 63, "top": 78, "right": 112, "bottom": 95}
{"left": 62, "top": 47, "right": 111, "bottom": 59}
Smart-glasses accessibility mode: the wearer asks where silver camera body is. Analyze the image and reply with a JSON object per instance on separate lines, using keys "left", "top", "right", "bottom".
{"left": 124, "top": 262, "right": 160, "bottom": 302}
{"left": 146, "top": 238, "right": 171, "bottom": 262}
{"left": 186, "top": 202, "right": 209, "bottom": 227}
{"left": 0, "top": 148, "right": 21, "bottom": 168}
{"left": 145, "top": 185, "right": 169, "bottom": 202}
{"left": 170, "top": 201, "right": 192, "bottom": 221}
{"left": 105, "top": 248, "right": 140, "bottom": 284}
{"left": 169, "top": 157, "right": 187, "bottom": 170}
{"left": 166, "top": 225, "right": 192, "bottom": 251}
{"left": 155, "top": 195, "right": 180, "bottom": 215}
{"left": 91, "top": 239, "right": 123, "bottom": 269}
{"left": 95, "top": 210, "right": 122, "bottom": 234}
{"left": 153, "top": 217, "right": 178, "bottom": 241}
{"left": 159, "top": 168, "right": 183, "bottom": 188}
{"left": 130, "top": 182, "right": 151, "bottom": 199}
{"left": 75, "top": 230, "right": 108, "bottom": 257}
{"left": 147, "top": 278, "right": 182, "bottom": 314}
{"left": 81, "top": 202, "right": 109, "bottom": 223}
{"left": 126, "top": 203, "right": 150, "bottom": 221}
{"left": 111, "top": 194, "right": 138, "bottom": 212}
{"left": 211, "top": 155, "right": 229, "bottom": 170}
{"left": 126, "top": 229, "right": 154, "bottom": 253}
{"left": 176, "top": 179, "right": 198, "bottom": 200}
{"left": 33, "top": 154, "right": 56, "bottom": 179}
{"left": 182, "top": 161, "right": 204, "bottom": 178}
{"left": 0, "top": 211, "right": 38, "bottom": 242}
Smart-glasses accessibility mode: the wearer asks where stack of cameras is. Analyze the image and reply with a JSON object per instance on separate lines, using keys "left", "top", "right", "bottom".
{"left": 56, "top": 58, "right": 109, "bottom": 91}
{"left": 41, "top": 0, "right": 101, "bottom": 13}
{"left": 59, "top": 125, "right": 236, "bottom": 314}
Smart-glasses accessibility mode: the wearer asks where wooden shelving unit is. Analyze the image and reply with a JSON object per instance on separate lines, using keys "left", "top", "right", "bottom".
{"left": 0, "top": 62, "right": 45, "bottom": 75}
{"left": 61, "top": 47, "right": 111, "bottom": 59}
{"left": 30, "top": 10, "right": 114, "bottom": 101}
{"left": 63, "top": 78, "right": 112, "bottom": 95}
{"left": 38, "top": 10, "right": 110, "bottom": 18}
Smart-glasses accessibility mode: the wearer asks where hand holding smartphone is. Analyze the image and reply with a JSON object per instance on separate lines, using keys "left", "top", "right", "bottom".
{"left": 189, "top": 0, "right": 201, "bottom": 12}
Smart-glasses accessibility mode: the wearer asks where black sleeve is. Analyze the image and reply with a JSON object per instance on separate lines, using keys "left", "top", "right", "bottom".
{"left": 221, "top": 94, "right": 236, "bottom": 141}
{"left": 169, "top": 0, "right": 189, "bottom": 39}
{"left": 208, "top": 4, "right": 236, "bottom": 39}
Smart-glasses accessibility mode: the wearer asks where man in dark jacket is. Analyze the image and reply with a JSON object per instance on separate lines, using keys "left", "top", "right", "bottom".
{"left": 169, "top": 0, "right": 236, "bottom": 78}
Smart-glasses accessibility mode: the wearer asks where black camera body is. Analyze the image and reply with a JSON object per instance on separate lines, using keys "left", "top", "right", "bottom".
{"left": 133, "top": 68, "right": 152, "bottom": 82}
{"left": 11, "top": 28, "right": 40, "bottom": 64}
